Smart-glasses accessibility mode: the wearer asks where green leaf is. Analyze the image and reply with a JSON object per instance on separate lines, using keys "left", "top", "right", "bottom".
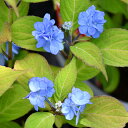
{"left": 0, "top": 82, "right": 32, "bottom": 123}
{"left": 0, "top": 1, "right": 29, "bottom": 32}
{"left": 80, "top": 96, "right": 128, "bottom": 128}
{"left": 11, "top": 16, "right": 43, "bottom": 51}
{"left": 0, "top": 66, "right": 24, "bottom": 96}
{"left": 55, "top": 116, "right": 66, "bottom": 128}
{"left": 70, "top": 42, "right": 107, "bottom": 80}
{"left": 97, "top": 0, "right": 127, "bottom": 14}
{"left": 50, "top": 65, "right": 61, "bottom": 79}
{"left": 25, "top": 112, "right": 55, "bottom": 128}
{"left": 14, "top": 53, "right": 54, "bottom": 90}
{"left": 0, "top": 23, "right": 11, "bottom": 44}
{"left": 22, "top": 0, "right": 47, "bottom": 3}
{"left": 0, "top": 1, "right": 9, "bottom": 32}
{"left": 13, "top": 1, "right": 29, "bottom": 21}
{"left": 60, "top": 0, "right": 90, "bottom": 32}
{"left": 76, "top": 59, "right": 99, "bottom": 81}
{"left": 74, "top": 81, "right": 93, "bottom": 96}
{"left": 5, "top": 0, "right": 19, "bottom": 17}
{"left": 54, "top": 57, "right": 77, "bottom": 101}
{"left": 92, "top": 28, "right": 128, "bottom": 67}
{"left": 96, "top": 66, "right": 120, "bottom": 93}
{"left": 121, "top": 0, "right": 128, "bottom": 4}
{"left": 0, "top": 121, "right": 21, "bottom": 128}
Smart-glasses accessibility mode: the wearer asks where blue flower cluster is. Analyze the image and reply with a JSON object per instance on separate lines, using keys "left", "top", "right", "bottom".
{"left": 25, "top": 77, "right": 55, "bottom": 111}
{"left": 32, "top": 13, "right": 64, "bottom": 55}
{"left": 61, "top": 88, "right": 92, "bottom": 125}
{"left": 78, "top": 5, "right": 106, "bottom": 38}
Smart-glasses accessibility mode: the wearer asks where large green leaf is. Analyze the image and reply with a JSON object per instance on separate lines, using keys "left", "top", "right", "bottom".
{"left": 0, "top": 66, "right": 24, "bottom": 96}
{"left": 14, "top": 53, "right": 54, "bottom": 90}
{"left": 60, "top": 0, "right": 90, "bottom": 32}
{"left": 0, "top": 82, "right": 32, "bottom": 123}
{"left": 25, "top": 112, "right": 55, "bottom": 128}
{"left": 11, "top": 16, "right": 43, "bottom": 51}
{"left": 0, "top": 121, "right": 21, "bottom": 128}
{"left": 97, "top": 0, "right": 127, "bottom": 14}
{"left": 76, "top": 59, "right": 99, "bottom": 81}
{"left": 80, "top": 96, "right": 128, "bottom": 128}
{"left": 22, "top": 0, "right": 47, "bottom": 3}
{"left": 92, "top": 28, "right": 128, "bottom": 67}
{"left": 71, "top": 42, "right": 107, "bottom": 80}
{"left": 54, "top": 57, "right": 77, "bottom": 101}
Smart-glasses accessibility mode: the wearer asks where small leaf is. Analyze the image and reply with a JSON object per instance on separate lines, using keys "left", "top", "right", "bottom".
{"left": 76, "top": 59, "right": 99, "bottom": 81}
{"left": 71, "top": 42, "right": 107, "bottom": 80}
{"left": 14, "top": 53, "right": 54, "bottom": 90}
{"left": 25, "top": 112, "right": 55, "bottom": 128}
{"left": 0, "top": 82, "right": 32, "bottom": 123}
{"left": 96, "top": 66, "right": 120, "bottom": 93}
{"left": 54, "top": 57, "right": 77, "bottom": 101}
{"left": 92, "top": 28, "right": 128, "bottom": 67}
{"left": 5, "top": 0, "right": 19, "bottom": 17}
{"left": 11, "top": 16, "right": 43, "bottom": 51}
{"left": 55, "top": 116, "right": 66, "bottom": 128}
{"left": 80, "top": 96, "right": 128, "bottom": 128}
{"left": 13, "top": 1, "right": 29, "bottom": 20}
{"left": 22, "top": 0, "right": 48, "bottom": 3}
{"left": 0, "top": 1, "right": 9, "bottom": 32}
{"left": 0, "top": 66, "right": 24, "bottom": 96}
{"left": 0, "top": 121, "right": 21, "bottom": 128}
{"left": 0, "top": 23, "right": 11, "bottom": 44}
{"left": 60, "top": 0, "right": 90, "bottom": 32}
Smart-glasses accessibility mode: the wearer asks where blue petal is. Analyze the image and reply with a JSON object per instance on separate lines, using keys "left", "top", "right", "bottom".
{"left": 36, "top": 38, "right": 47, "bottom": 48}
{"left": 79, "top": 25, "right": 87, "bottom": 34}
{"left": 34, "top": 22, "right": 44, "bottom": 32}
{"left": 88, "top": 27, "right": 96, "bottom": 35}
{"left": 65, "top": 110, "right": 74, "bottom": 120}
{"left": 0, "top": 54, "right": 5, "bottom": 66}
{"left": 44, "top": 13, "right": 51, "bottom": 20}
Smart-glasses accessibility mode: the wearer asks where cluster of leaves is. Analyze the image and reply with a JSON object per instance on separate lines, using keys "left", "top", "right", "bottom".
{"left": 0, "top": 0, "right": 128, "bottom": 128}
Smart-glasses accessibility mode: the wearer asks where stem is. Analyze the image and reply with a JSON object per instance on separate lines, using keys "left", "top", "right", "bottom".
{"left": 8, "top": 8, "right": 13, "bottom": 68}
{"left": 8, "top": 42, "right": 13, "bottom": 68}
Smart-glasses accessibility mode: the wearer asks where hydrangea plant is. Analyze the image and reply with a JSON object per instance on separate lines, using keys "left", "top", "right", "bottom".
{"left": 0, "top": 0, "right": 128, "bottom": 128}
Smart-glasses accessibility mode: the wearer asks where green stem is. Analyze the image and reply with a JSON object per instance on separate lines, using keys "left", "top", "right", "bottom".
{"left": 8, "top": 8, "right": 13, "bottom": 68}
{"left": 8, "top": 42, "right": 13, "bottom": 68}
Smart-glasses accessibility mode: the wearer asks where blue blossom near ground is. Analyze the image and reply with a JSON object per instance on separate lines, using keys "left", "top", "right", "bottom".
{"left": 61, "top": 88, "right": 92, "bottom": 125}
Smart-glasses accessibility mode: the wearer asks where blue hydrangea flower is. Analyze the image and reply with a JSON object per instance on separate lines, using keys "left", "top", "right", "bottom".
{"left": 61, "top": 88, "right": 92, "bottom": 125}
{"left": 78, "top": 5, "right": 106, "bottom": 38}
{"left": 25, "top": 77, "right": 55, "bottom": 111}
{"left": 32, "top": 13, "right": 64, "bottom": 55}
{"left": 0, "top": 53, "right": 5, "bottom": 66}
{"left": 62, "top": 21, "right": 72, "bottom": 30}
